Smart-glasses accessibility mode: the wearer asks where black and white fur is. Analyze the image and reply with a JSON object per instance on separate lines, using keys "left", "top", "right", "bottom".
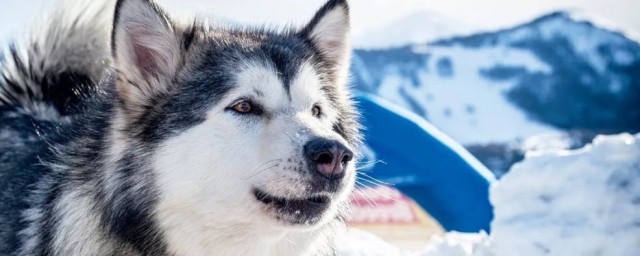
{"left": 0, "top": 0, "right": 361, "bottom": 255}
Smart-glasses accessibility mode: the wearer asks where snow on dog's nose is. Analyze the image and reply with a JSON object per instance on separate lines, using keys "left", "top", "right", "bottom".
{"left": 304, "top": 138, "right": 354, "bottom": 181}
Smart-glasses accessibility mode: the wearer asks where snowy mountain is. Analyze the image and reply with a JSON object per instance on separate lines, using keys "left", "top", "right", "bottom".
{"left": 353, "top": 10, "right": 475, "bottom": 49}
{"left": 352, "top": 11, "right": 640, "bottom": 146}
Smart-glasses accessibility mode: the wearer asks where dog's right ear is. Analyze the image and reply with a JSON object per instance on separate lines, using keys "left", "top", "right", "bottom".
{"left": 111, "top": 0, "right": 180, "bottom": 111}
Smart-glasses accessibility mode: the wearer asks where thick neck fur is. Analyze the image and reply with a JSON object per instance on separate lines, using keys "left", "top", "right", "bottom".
{"left": 18, "top": 79, "right": 340, "bottom": 256}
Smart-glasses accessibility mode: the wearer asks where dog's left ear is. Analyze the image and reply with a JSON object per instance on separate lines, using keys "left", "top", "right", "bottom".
{"left": 300, "top": 0, "right": 351, "bottom": 85}
{"left": 111, "top": 0, "right": 181, "bottom": 110}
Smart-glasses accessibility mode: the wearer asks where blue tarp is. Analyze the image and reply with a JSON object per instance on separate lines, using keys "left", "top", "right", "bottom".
{"left": 357, "top": 93, "right": 495, "bottom": 232}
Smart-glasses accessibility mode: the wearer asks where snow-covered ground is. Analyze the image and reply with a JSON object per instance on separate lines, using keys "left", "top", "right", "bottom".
{"left": 490, "top": 133, "right": 640, "bottom": 255}
{"left": 340, "top": 133, "right": 640, "bottom": 255}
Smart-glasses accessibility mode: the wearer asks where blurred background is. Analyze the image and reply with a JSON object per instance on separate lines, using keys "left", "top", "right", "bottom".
{"left": 2, "top": 0, "right": 639, "bottom": 252}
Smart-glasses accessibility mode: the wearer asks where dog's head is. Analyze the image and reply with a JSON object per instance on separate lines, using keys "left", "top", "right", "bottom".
{"left": 110, "top": 0, "right": 360, "bottom": 232}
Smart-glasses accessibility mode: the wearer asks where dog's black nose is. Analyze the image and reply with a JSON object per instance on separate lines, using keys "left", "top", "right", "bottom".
{"left": 304, "top": 138, "right": 354, "bottom": 180}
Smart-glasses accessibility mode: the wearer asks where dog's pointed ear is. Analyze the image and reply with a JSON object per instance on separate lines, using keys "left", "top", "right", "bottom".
{"left": 112, "top": 0, "right": 180, "bottom": 105}
{"left": 300, "top": 0, "right": 351, "bottom": 84}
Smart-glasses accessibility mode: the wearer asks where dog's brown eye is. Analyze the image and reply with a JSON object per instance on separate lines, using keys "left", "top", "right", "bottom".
{"left": 312, "top": 105, "right": 322, "bottom": 117}
{"left": 233, "top": 101, "right": 253, "bottom": 113}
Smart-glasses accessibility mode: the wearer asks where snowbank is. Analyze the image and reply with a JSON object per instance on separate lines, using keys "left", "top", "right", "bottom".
{"left": 336, "top": 229, "right": 406, "bottom": 256}
{"left": 490, "top": 133, "right": 640, "bottom": 255}
{"left": 340, "top": 133, "right": 640, "bottom": 255}
{"left": 418, "top": 232, "right": 491, "bottom": 256}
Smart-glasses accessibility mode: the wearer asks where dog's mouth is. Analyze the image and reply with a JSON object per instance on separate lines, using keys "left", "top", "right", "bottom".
{"left": 253, "top": 188, "right": 332, "bottom": 225}
{"left": 255, "top": 191, "right": 330, "bottom": 205}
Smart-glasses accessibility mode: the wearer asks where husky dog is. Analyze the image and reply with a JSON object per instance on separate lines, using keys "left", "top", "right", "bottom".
{"left": 0, "top": 0, "right": 361, "bottom": 255}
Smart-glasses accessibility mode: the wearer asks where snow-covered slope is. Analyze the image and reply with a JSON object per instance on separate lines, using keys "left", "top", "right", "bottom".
{"left": 340, "top": 133, "right": 640, "bottom": 255}
{"left": 374, "top": 45, "right": 557, "bottom": 144}
{"left": 353, "top": 10, "right": 474, "bottom": 49}
{"left": 352, "top": 43, "right": 558, "bottom": 145}
{"left": 352, "top": 11, "right": 640, "bottom": 145}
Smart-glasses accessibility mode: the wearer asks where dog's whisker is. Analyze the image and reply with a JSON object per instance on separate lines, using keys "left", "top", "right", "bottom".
{"left": 356, "top": 177, "right": 389, "bottom": 188}
{"left": 354, "top": 180, "right": 371, "bottom": 188}
{"left": 355, "top": 176, "right": 389, "bottom": 188}
{"left": 356, "top": 180, "right": 401, "bottom": 201}
{"left": 356, "top": 172, "right": 394, "bottom": 186}
{"left": 281, "top": 131, "right": 296, "bottom": 143}
{"left": 355, "top": 160, "right": 386, "bottom": 171}
{"left": 243, "top": 164, "right": 279, "bottom": 179}
{"left": 353, "top": 186, "right": 378, "bottom": 207}
{"left": 355, "top": 189, "right": 377, "bottom": 207}
{"left": 351, "top": 192, "right": 362, "bottom": 207}
{"left": 355, "top": 181, "right": 401, "bottom": 202}
{"left": 256, "top": 159, "right": 283, "bottom": 170}
{"left": 243, "top": 159, "right": 283, "bottom": 179}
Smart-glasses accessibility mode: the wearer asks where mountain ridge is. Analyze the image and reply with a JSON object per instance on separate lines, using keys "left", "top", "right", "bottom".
{"left": 351, "top": 10, "right": 640, "bottom": 145}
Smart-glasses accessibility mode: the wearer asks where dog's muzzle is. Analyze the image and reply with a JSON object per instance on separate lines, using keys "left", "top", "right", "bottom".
{"left": 252, "top": 138, "right": 354, "bottom": 225}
